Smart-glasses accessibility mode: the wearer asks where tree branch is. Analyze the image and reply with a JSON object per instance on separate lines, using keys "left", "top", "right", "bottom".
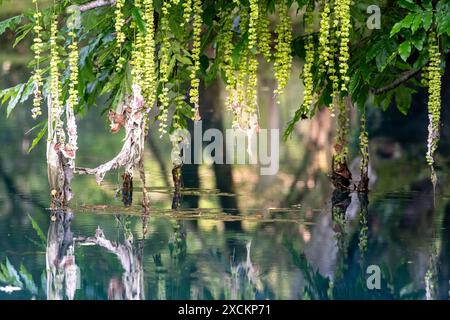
{"left": 79, "top": 0, "right": 116, "bottom": 12}
{"left": 371, "top": 69, "right": 421, "bottom": 95}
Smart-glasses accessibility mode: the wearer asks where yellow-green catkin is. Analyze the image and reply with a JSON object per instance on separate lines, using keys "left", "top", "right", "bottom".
{"left": 274, "top": 0, "right": 292, "bottom": 102}
{"left": 236, "top": 4, "right": 249, "bottom": 116}
{"left": 220, "top": 10, "right": 237, "bottom": 112}
{"left": 50, "top": 14, "right": 64, "bottom": 143}
{"left": 426, "top": 31, "right": 442, "bottom": 185}
{"left": 182, "top": 0, "right": 193, "bottom": 26}
{"left": 246, "top": 0, "right": 259, "bottom": 115}
{"left": 67, "top": 30, "right": 79, "bottom": 112}
{"left": 329, "top": 0, "right": 339, "bottom": 107}
{"left": 301, "top": 5, "right": 315, "bottom": 115}
{"left": 31, "top": 0, "right": 43, "bottom": 119}
{"left": 143, "top": 0, "right": 156, "bottom": 111}
{"left": 337, "top": 0, "right": 351, "bottom": 93}
{"left": 115, "top": 0, "right": 126, "bottom": 71}
{"left": 237, "top": 48, "right": 248, "bottom": 115}
{"left": 258, "top": 0, "right": 271, "bottom": 62}
{"left": 189, "top": 0, "right": 203, "bottom": 120}
{"left": 131, "top": 0, "right": 143, "bottom": 85}
{"left": 158, "top": 1, "right": 172, "bottom": 136}
{"left": 318, "top": 0, "right": 331, "bottom": 77}
{"left": 131, "top": 26, "right": 143, "bottom": 87}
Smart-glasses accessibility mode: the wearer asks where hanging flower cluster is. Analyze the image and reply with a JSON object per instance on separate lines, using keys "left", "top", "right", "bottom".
{"left": 31, "top": 0, "right": 43, "bottom": 119}
{"left": 235, "top": 6, "right": 249, "bottom": 115}
{"left": 315, "top": 0, "right": 351, "bottom": 108}
{"left": 301, "top": 5, "right": 315, "bottom": 115}
{"left": 131, "top": 0, "right": 144, "bottom": 86}
{"left": 257, "top": 1, "right": 272, "bottom": 62}
{"left": 115, "top": 0, "right": 126, "bottom": 71}
{"left": 220, "top": 1, "right": 260, "bottom": 131}
{"left": 157, "top": 1, "right": 172, "bottom": 136}
{"left": 67, "top": 31, "right": 79, "bottom": 112}
{"left": 182, "top": 0, "right": 193, "bottom": 26}
{"left": 246, "top": 0, "right": 259, "bottom": 115}
{"left": 220, "top": 11, "right": 237, "bottom": 112}
{"left": 142, "top": 0, "right": 156, "bottom": 111}
{"left": 336, "top": 0, "right": 351, "bottom": 93}
{"left": 131, "top": 25, "right": 143, "bottom": 87}
{"left": 318, "top": 0, "right": 331, "bottom": 76}
{"left": 426, "top": 31, "right": 442, "bottom": 184}
{"left": 273, "top": 0, "right": 292, "bottom": 101}
{"left": 189, "top": 0, "right": 203, "bottom": 121}
{"left": 49, "top": 14, "right": 64, "bottom": 144}
{"left": 328, "top": 7, "right": 339, "bottom": 104}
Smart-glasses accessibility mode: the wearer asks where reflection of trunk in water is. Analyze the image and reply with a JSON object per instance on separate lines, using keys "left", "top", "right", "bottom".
{"left": 46, "top": 209, "right": 79, "bottom": 300}
{"left": 84, "top": 224, "right": 145, "bottom": 300}
{"left": 153, "top": 221, "right": 187, "bottom": 300}
{"left": 331, "top": 190, "right": 352, "bottom": 281}
{"left": 226, "top": 241, "right": 264, "bottom": 300}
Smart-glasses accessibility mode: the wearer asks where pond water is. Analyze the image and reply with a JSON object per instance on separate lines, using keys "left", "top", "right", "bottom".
{"left": 1, "top": 41, "right": 450, "bottom": 301}
{"left": 0, "top": 106, "right": 449, "bottom": 300}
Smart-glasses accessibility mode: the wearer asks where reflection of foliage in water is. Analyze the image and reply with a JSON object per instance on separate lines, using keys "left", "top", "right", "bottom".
{"left": 0, "top": 257, "right": 38, "bottom": 296}
{"left": 284, "top": 189, "right": 430, "bottom": 300}
{"left": 358, "top": 194, "right": 369, "bottom": 265}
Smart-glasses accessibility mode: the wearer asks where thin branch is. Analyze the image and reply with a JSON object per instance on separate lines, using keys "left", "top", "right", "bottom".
{"left": 79, "top": 0, "right": 116, "bottom": 12}
{"left": 371, "top": 69, "right": 421, "bottom": 95}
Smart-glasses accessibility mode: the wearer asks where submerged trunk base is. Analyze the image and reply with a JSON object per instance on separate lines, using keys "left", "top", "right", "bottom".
{"left": 331, "top": 157, "right": 352, "bottom": 191}
{"left": 171, "top": 164, "right": 183, "bottom": 209}
{"left": 122, "top": 172, "right": 133, "bottom": 207}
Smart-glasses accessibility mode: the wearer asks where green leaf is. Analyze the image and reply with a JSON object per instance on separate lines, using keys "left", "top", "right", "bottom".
{"left": 422, "top": 11, "right": 433, "bottom": 31}
{"left": 422, "top": 0, "right": 433, "bottom": 11}
{"left": 20, "top": 80, "right": 34, "bottom": 103}
{"left": 13, "top": 23, "right": 33, "bottom": 48}
{"left": 27, "top": 213, "right": 47, "bottom": 245}
{"left": 174, "top": 54, "right": 192, "bottom": 65}
{"left": 376, "top": 50, "right": 397, "bottom": 72}
{"left": 349, "top": 71, "right": 361, "bottom": 96}
{"left": 413, "top": 50, "right": 429, "bottom": 69}
{"left": 390, "top": 13, "right": 415, "bottom": 37}
{"left": 398, "top": 41, "right": 412, "bottom": 62}
{"left": 411, "top": 31, "right": 425, "bottom": 50}
{"left": 397, "top": 0, "right": 422, "bottom": 13}
{"left": 395, "top": 86, "right": 414, "bottom": 115}
{"left": 380, "top": 91, "right": 394, "bottom": 111}
{"left": 0, "top": 84, "right": 26, "bottom": 118}
{"left": 0, "top": 15, "right": 23, "bottom": 36}
{"left": 411, "top": 14, "right": 422, "bottom": 34}
{"left": 28, "top": 123, "right": 48, "bottom": 153}
{"left": 436, "top": 5, "right": 450, "bottom": 36}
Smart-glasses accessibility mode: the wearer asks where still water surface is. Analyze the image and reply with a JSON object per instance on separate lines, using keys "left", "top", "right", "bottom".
{"left": 0, "top": 65, "right": 449, "bottom": 301}
{"left": 0, "top": 142, "right": 448, "bottom": 300}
